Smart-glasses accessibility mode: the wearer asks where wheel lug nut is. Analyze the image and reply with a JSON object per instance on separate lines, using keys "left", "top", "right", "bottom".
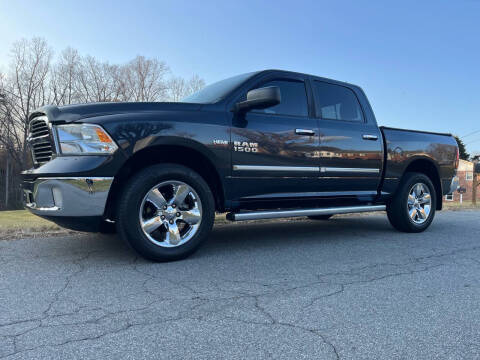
{"left": 163, "top": 205, "right": 167, "bottom": 210}
{"left": 172, "top": 204, "right": 176, "bottom": 208}
{"left": 169, "top": 220, "right": 174, "bottom": 224}
{"left": 176, "top": 212, "right": 181, "bottom": 217}
{"left": 161, "top": 215, "right": 165, "bottom": 220}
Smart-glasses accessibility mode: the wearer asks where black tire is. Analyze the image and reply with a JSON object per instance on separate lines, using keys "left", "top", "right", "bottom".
{"left": 308, "top": 214, "right": 333, "bottom": 220}
{"left": 387, "top": 172, "right": 436, "bottom": 233}
{"left": 117, "top": 164, "right": 215, "bottom": 262}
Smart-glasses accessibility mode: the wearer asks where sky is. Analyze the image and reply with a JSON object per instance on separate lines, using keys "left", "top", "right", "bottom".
{"left": 0, "top": 0, "right": 479, "bottom": 154}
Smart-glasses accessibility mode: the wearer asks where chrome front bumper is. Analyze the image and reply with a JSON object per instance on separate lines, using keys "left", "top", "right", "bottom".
{"left": 23, "top": 177, "right": 113, "bottom": 217}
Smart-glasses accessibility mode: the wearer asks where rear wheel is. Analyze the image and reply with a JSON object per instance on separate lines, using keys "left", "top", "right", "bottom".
{"left": 308, "top": 214, "right": 333, "bottom": 221}
{"left": 117, "top": 164, "right": 215, "bottom": 261}
{"left": 387, "top": 172, "right": 436, "bottom": 233}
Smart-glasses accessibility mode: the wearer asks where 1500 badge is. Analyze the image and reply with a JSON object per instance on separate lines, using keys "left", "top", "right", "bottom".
{"left": 233, "top": 141, "right": 258, "bottom": 152}
{"left": 212, "top": 140, "right": 259, "bottom": 152}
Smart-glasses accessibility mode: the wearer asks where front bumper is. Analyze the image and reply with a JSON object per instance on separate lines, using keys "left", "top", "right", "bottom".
{"left": 22, "top": 177, "right": 113, "bottom": 217}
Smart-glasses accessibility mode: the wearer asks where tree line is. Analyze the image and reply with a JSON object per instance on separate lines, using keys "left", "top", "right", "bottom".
{"left": 0, "top": 37, "right": 206, "bottom": 209}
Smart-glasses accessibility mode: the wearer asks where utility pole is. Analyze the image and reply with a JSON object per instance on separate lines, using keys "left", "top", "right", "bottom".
{"left": 473, "top": 170, "right": 478, "bottom": 206}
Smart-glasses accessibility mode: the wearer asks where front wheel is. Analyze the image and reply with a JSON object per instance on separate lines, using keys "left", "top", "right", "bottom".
{"left": 387, "top": 172, "right": 436, "bottom": 233}
{"left": 117, "top": 164, "right": 215, "bottom": 261}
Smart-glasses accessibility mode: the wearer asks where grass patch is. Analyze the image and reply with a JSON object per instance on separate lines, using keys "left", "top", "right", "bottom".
{"left": 0, "top": 210, "right": 67, "bottom": 240}
{"left": 442, "top": 201, "right": 480, "bottom": 211}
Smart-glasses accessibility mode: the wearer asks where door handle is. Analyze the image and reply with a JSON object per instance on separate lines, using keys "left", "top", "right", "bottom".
{"left": 295, "top": 128, "right": 315, "bottom": 136}
{"left": 362, "top": 134, "right": 378, "bottom": 140}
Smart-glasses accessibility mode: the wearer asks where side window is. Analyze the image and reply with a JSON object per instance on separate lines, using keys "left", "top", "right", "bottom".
{"left": 313, "top": 81, "right": 364, "bottom": 122}
{"left": 252, "top": 80, "right": 308, "bottom": 117}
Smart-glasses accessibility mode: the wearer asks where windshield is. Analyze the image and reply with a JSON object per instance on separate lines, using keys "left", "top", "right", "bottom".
{"left": 182, "top": 72, "right": 258, "bottom": 104}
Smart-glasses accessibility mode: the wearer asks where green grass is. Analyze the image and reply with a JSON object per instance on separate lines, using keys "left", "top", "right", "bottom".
{"left": 0, "top": 210, "right": 63, "bottom": 239}
{"left": 442, "top": 201, "right": 480, "bottom": 211}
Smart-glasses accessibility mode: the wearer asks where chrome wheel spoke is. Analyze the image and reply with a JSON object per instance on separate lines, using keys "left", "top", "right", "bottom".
{"left": 173, "top": 184, "right": 190, "bottom": 206}
{"left": 139, "top": 180, "right": 203, "bottom": 248}
{"left": 408, "top": 194, "right": 415, "bottom": 205}
{"left": 415, "top": 184, "right": 423, "bottom": 198}
{"left": 181, "top": 209, "right": 201, "bottom": 225}
{"left": 141, "top": 216, "right": 163, "bottom": 234}
{"left": 146, "top": 188, "right": 167, "bottom": 209}
{"left": 409, "top": 207, "right": 417, "bottom": 220}
{"left": 165, "top": 222, "right": 181, "bottom": 245}
{"left": 419, "top": 193, "right": 431, "bottom": 204}
{"left": 417, "top": 207, "right": 427, "bottom": 220}
{"left": 424, "top": 205, "right": 431, "bottom": 216}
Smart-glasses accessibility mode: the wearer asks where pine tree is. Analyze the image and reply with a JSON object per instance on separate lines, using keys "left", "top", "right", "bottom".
{"left": 454, "top": 136, "right": 470, "bottom": 160}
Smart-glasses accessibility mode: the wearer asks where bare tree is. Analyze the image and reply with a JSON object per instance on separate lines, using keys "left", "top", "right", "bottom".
{"left": 166, "top": 74, "right": 205, "bottom": 102}
{"left": 122, "top": 56, "right": 169, "bottom": 101}
{"left": 166, "top": 76, "right": 188, "bottom": 102}
{"left": 0, "top": 72, "right": 25, "bottom": 208}
{"left": 76, "top": 55, "right": 118, "bottom": 103}
{"left": 187, "top": 74, "right": 205, "bottom": 94}
{"left": 50, "top": 47, "right": 81, "bottom": 105}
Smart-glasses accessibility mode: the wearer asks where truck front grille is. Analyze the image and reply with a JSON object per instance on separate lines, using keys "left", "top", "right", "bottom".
{"left": 29, "top": 116, "right": 55, "bottom": 165}
{"left": 29, "top": 118, "right": 50, "bottom": 138}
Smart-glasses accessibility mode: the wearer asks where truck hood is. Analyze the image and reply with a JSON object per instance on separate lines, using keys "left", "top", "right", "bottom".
{"left": 30, "top": 102, "right": 203, "bottom": 123}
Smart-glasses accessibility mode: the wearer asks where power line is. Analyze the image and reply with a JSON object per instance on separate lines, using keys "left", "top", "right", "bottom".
{"left": 461, "top": 129, "right": 480, "bottom": 139}
{"left": 465, "top": 138, "right": 480, "bottom": 145}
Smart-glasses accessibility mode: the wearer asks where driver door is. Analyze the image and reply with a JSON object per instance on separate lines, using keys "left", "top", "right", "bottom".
{"left": 230, "top": 76, "right": 321, "bottom": 201}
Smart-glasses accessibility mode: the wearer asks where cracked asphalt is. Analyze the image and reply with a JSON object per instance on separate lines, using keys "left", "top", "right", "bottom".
{"left": 0, "top": 210, "right": 479, "bottom": 359}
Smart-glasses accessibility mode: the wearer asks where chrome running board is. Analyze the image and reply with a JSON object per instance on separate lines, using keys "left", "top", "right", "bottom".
{"left": 226, "top": 205, "right": 386, "bottom": 221}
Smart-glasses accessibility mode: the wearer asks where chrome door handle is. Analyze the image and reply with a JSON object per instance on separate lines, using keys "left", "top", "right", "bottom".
{"left": 295, "top": 129, "right": 315, "bottom": 136}
{"left": 362, "top": 134, "right": 378, "bottom": 140}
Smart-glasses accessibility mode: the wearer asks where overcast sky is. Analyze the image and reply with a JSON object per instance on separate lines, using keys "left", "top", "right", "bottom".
{"left": 0, "top": 0, "right": 479, "bottom": 154}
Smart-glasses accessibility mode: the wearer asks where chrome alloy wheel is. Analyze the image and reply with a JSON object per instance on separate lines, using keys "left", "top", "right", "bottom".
{"left": 139, "top": 181, "right": 202, "bottom": 247}
{"left": 407, "top": 183, "right": 432, "bottom": 225}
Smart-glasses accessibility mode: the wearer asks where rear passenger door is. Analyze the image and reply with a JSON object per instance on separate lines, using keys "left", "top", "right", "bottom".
{"left": 312, "top": 80, "right": 383, "bottom": 196}
{"left": 230, "top": 75, "right": 321, "bottom": 200}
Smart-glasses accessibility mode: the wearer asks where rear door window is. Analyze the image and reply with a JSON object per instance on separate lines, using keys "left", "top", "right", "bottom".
{"left": 313, "top": 81, "right": 364, "bottom": 122}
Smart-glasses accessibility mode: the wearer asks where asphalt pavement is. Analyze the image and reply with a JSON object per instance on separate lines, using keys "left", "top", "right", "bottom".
{"left": 0, "top": 210, "right": 479, "bottom": 359}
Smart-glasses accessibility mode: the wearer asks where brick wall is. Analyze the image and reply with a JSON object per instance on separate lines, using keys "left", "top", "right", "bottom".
{"left": 445, "top": 170, "right": 479, "bottom": 202}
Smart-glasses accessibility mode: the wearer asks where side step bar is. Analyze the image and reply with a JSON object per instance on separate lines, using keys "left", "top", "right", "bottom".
{"left": 226, "top": 205, "right": 386, "bottom": 221}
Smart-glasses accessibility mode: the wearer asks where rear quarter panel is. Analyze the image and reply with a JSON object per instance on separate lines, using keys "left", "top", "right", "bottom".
{"left": 380, "top": 127, "right": 458, "bottom": 196}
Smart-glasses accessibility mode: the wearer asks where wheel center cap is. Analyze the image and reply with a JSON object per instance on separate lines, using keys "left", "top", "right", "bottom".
{"left": 163, "top": 206, "right": 177, "bottom": 219}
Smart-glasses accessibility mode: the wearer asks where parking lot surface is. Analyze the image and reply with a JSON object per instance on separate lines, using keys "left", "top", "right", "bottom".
{"left": 0, "top": 210, "right": 479, "bottom": 359}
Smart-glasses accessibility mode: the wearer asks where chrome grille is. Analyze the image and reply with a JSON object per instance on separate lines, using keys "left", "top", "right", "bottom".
{"left": 29, "top": 118, "right": 50, "bottom": 138}
{"left": 29, "top": 116, "right": 54, "bottom": 165}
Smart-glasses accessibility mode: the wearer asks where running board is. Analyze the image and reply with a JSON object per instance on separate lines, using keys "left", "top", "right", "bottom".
{"left": 226, "top": 205, "right": 386, "bottom": 221}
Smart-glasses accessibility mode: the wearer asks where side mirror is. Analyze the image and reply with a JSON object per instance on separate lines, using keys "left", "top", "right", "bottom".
{"left": 233, "top": 86, "right": 281, "bottom": 113}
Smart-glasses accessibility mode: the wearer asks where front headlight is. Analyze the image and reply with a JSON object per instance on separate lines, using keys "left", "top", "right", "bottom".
{"left": 55, "top": 124, "right": 118, "bottom": 155}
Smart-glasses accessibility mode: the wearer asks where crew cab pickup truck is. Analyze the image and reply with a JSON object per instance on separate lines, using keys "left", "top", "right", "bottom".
{"left": 22, "top": 70, "right": 459, "bottom": 261}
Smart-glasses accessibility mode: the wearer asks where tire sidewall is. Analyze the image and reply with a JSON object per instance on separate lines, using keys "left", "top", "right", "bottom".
{"left": 117, "top": 164, "right": 215, "bottom": 261}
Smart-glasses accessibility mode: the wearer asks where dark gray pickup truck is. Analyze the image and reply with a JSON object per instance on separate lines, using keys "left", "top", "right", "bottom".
{"left": 22, "top": 70, "right": 459, "bottom": 261}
